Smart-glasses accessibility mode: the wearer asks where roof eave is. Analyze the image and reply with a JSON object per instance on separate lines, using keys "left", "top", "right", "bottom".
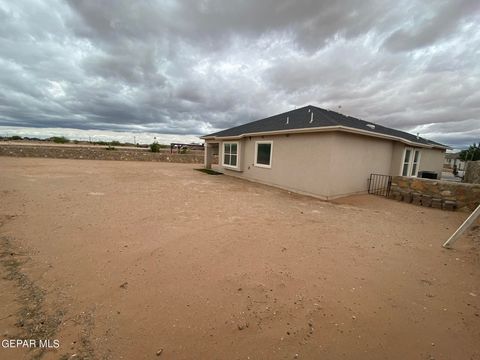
{"left": 202, "top": 126, "right": 449, "bottom": 150}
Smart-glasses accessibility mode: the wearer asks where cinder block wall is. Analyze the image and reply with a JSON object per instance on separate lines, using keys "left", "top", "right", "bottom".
{"left": 390, "top": 176, "right": 480, "bottom": 211}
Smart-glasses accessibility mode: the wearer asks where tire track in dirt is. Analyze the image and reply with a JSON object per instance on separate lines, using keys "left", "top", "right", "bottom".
{"left": 0, "top": 217, "right": 103, "bottom": 360}
{"left": 0, "top": 233, "right": 64, "bottom": 359}
{"left": 0, "top": 208, "right": 99, "bottom": 360}
{"left": 0, "top": 194, "right": 104, "bottom": 360}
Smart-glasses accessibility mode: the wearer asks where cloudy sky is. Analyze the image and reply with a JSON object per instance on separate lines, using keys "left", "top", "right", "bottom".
{"left": 0, "top": 0, "right": 479, "bottom": 147}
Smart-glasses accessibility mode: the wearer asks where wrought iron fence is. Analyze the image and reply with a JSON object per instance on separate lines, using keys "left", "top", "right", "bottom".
{"left": 368, "top": 174, "right": 392, "bottom": 197}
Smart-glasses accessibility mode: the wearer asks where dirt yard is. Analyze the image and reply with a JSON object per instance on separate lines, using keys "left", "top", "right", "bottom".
{"left": 0, "top": 157, "right": 479, "bottom": 360}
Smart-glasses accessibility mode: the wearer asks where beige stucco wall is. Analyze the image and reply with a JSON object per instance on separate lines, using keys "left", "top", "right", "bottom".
{"left": 418, "top": 148, "right": 445, "bottom": 176}
{"left": 327, "top": 132, "right": 394, "bottom": 198}
{"left": 389, "top": 145, "right": 445, "bottom": 178}
{"left": 389, "top": 142, "right": 405, "bottom": 175}
{"left": 222, "top": 133, "right": 335, "bottom": 197}
{"left": 207, "top": 132, "right": 445, "bottom": 199}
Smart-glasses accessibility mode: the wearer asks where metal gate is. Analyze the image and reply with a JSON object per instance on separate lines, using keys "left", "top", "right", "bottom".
{"left": 368, "top": 174, "right": 392, "bottom": 197}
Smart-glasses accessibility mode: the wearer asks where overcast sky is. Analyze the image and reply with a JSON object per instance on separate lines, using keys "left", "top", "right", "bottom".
{"left": 0, "top": 0, "right": 479, "bottom": 148}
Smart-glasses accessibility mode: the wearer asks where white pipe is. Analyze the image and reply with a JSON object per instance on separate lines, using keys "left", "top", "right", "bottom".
{"left": 443, "top": 204, "right": 480, "bottom": 248}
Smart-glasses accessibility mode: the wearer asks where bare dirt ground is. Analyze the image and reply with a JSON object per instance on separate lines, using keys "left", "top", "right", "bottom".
{"left": 0, "top": 157, "right": 479, "bottom": 360}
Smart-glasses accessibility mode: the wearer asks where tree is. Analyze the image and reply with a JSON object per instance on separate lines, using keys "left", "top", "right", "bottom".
{"left": 459, "top": 143, "right": 480, "bottom": 161}
{"left": 150, "top": 142, "right": 161, "bottom": 153}
{"left": 51, "top": 136, "right": 69, "bottom": 144}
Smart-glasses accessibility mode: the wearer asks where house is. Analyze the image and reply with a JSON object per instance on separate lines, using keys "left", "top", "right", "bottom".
{"left": 444, "top": 152, "right": 466, "bottom": 171}
{"left": 201, "top": 105, "right": 448, "bottom": 200}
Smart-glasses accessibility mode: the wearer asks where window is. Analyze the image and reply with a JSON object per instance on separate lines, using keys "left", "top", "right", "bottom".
{"left": 401, "top": 148, "right": 421, "bottom": 177}
{"left": 402, "top": 148, "right": 411, "bottom": 176}
{"left": 254, "top": 141, "right": 273, "bottom": 168}
{"left": 411, "top": 150, "right": 420, "bottom": 176}
{"left": 222, "top": 142, "right": 238, "bottom": 168}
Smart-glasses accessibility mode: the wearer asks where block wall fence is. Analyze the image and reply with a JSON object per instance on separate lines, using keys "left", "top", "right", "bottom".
{"left": 0, "top": 145, "right": 204, "bottom": 163}
{"left": 390, "top": 176, "right": 480, "bottom": 211}
{"left": 465, "top": 161, "right": 480, "bottom": 184}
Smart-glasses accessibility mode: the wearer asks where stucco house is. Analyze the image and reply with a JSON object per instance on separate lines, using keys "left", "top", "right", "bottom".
{"left": 444, "top": 152, "right": 466, "bottom": 171}
{"left": 201, "top": 105, "right": 448, "bottom": 200}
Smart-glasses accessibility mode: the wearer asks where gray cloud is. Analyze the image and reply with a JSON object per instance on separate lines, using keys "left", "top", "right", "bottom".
{"left": 383, "top": 0, "right": 480, "bottom": 52}
{"left": 0, "top": 0, "right": 478, "bottom": 148}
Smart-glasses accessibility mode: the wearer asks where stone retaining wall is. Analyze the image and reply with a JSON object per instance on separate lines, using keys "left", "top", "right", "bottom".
{"left": 0, "top": 145, "right": 204, "bottom": 163}
{"left": 464, "top": 160, "right": 480, "bottom": 184}
{"left": 389, "top": 176, "right": 480, "bottom": 211}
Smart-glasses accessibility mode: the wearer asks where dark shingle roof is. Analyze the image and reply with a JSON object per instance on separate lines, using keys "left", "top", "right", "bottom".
{"left": 202, "top": 105, "right": 448, "bottom": 149}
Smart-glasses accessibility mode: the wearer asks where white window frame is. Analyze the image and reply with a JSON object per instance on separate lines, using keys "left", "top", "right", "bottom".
{"left": 410, "top": 149, "right": 421, "bottom": 176}
{"left": 222, "top": 141, "right": 240, "bottom": 169}
{"left": 400, "top": 147, "right": 421, "bottom": 177}
{"left": 254, "top": 141, "right": 273, "bottom": 169}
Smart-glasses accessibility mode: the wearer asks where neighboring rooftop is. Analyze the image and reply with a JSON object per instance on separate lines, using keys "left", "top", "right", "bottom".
{"left": 445, "top": 152, "right": 461, "bottom": 159}
{"left": 202, "top": 105, "right": 448, "bottom": 149}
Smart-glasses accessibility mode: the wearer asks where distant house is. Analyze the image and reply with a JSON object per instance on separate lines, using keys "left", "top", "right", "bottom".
{"left": 201, "top": 105, "right": 448, "bottom": 200}
{"left": 444, "top": 152, "right": 466, "bottom": 171}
